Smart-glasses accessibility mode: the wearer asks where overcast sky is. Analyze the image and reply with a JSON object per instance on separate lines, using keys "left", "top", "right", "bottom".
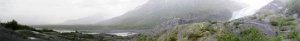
{"left": 0, "top": 0, "right": 273, "bottom": 25}
{"left": 0, "top": 0, "right": 148, "bottom": 25}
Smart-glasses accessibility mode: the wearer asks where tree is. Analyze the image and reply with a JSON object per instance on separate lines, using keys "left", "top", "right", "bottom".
{"left": 5, "top": 20, "right": 19, "bottom": 30}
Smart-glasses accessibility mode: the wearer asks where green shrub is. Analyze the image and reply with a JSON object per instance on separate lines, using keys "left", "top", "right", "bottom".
{"left": 270, "top": 35, "right": 284, "bottom": 41}
{"left": 240, "top": 27, "right": 268, "bottom": 41}
{"left": 138, "top": 34, "right": 147, "bottom": 41}
{"left": 165, "top": 32, "right": 177, "bottom": 41}
{"left": 270, "top": 16, "right": 296, "bottom": 27}
{"left": 258, "top": 15, "right": 265, "bottom": 21}
{"left": 0, "top": 20, "right": 37, "bottom": 31}
{"left": 217, "top": 31, "right": 239, "bottom": 41}
{"left": 270, "top": 16, "right": 297, "bottom": 31}
{"left": 185, "top": 23, "right": 218, "bottom": 41}
{"left": 287, "top": 31, "right": 300, "bottom": 41}
{"left": 208, "top": 20, "right": 218, "bottom": 24}
{"left": 233, "top": 22, "right": 243, "bottom": 28}
{"left": 137, "top": 34, "right": 158, "bottom": 41}
{"left": 250, "top": 16, "right": 257, "bottom": 20}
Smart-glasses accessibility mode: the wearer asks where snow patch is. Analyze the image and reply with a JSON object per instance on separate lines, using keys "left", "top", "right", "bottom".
{"left": 28, "top": 37, "right": 37, "bottom": 40}
{"left": 107, "top": 32, "right": 137, "bottom": 37}
{"left": 230, "top": 0, "right": 274, "bottom": 20}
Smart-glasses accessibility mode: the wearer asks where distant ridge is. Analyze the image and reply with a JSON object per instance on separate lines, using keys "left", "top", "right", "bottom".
{"left": 97, "top": 0, "right": 243, "bottom": 28}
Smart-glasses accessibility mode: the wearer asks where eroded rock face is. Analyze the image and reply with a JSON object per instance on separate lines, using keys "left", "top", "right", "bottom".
{"left": 98, "top": 0, "right": 242, "bottom": 28}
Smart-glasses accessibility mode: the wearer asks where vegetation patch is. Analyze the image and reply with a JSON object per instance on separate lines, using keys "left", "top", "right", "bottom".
{"left": 287, "top": 31, "right": 300, "bottom": 41}
{"left": 137, "top": 34, "right": 158, "bottom": 41}
{"left": 233, "top": 21, "right": 243, "bottom": 28}
{"left": 165, "top": 32, "right": 177, "bottom": 41}
{"left": 0, "top": 20, "right": 36, "bottom": 31}
{"left": 217, "top": 31, "right": 239, "bottom": 41}
{"left": 270, "top": 35, "right": 284, "bottom": 41}
{"left": 239, "top": 27, "right": 268, "bottom": 41}
{"left": 184, "top": 23, "right": 217, "bottom": 41}
{"left": 270, "top": 16, "right": 296, "bottom": 31}
{"left": 138, "top": 34, "right": 147, "bottom": 41}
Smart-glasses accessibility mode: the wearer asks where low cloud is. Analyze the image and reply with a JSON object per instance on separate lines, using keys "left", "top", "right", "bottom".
{"left": 0, "top": 0, "right": 148, "bottom": 25}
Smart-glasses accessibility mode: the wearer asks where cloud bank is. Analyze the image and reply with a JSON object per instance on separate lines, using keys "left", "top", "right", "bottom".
{"left": 0, "top": 0, "right": 148, "bottom": 25}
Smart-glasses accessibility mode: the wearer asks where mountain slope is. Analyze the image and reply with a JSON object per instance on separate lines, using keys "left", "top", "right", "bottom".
{"left": 135, "top": 0, "right": 300, "bottom": 41}
{"left": 62, "top": 15, "right": 107, "bottom": 25}
{"left": 97, "top": 0, "right": 243, "bottom": 28}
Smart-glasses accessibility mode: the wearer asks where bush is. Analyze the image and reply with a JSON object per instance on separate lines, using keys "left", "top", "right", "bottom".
{"left": 240, "top": 27, "right": 268, "bottom": 41}
{"left": 270, "top": 35, "right": 284, "bottom": 41}
{"left": 138, "top": 34, "right": 147, "bottom": 41}
{"left": 165, "top": 32, "right": 177, "bottom": 41}
{"left": 0, "top": 20, "right": 37, "bottom": 31}
{"left": 270, "top": 16, "right": 297, "bottom": 31}
{"left": 217, "top": 31, "right": 239, "bottom": 41}
{"left": 36, "top": 29, "right": 56, "bottom": 33}
{"left": 270, "top": 18, "right": 296, "bottom": 27}
{"left": 287, "top": 31, "right": 300, "bottom": 41}
{"left": 250, "top": 16, "right": 257, "bottom": 20}
{"left": 233, "top": 21, "right": 243, "bottom": 28}
{"left": 186, "top": 23, "right": 217, "bottom": 41}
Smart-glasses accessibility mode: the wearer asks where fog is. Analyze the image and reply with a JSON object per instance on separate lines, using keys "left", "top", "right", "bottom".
{"left": 0, "top": 0, "right": 272, "bottom": 25}
{"left": 0, "top": 0, "right": 148, "bottom": 25}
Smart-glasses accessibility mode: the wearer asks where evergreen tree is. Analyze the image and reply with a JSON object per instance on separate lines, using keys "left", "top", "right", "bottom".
{"left": 6, "top": 20, "right": 19, "bottom": 30}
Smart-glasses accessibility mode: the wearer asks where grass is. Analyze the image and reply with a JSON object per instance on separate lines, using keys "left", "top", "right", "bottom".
{"left": 270, "top": 35, "right": 284, "bottom": 41}
{"left": 138, "top": 33, "right": 159, "bottom": 41}
{"left": 258, "top": 12, "right": 274, "bottom": 21}
{"left": 155, "top": 23, "right": 218, "bottom": 41}
{"left": 233, "top": 21, "right": 243, "bottom": 28}
{"left": 250, "top": 16, "right": 257, "bottom": 20}
{"left": 138, "top": 34, "right": 147, "bottom": 41}
{"left": 287, "top": 31, "right": 300, "bottom": 41}
{"left": 270, "top": 16, "right": 296, "bottom": 27}
{"left": 185, "top": 23, "right": 219, "bottom": 41}
{"left": 258, "top": 15, "right": 265, "bottom": 21}
{"left": 166, "top": 32, "right": 177, "bottom": 41}
{"left": 270, "top": 16, "right": 297, "bottom": 31}
{"left": 217, "top": 31, "right": 239, "bottom": 41}
{"left": 239, "top": 27, "right": 268, "bottom": 41}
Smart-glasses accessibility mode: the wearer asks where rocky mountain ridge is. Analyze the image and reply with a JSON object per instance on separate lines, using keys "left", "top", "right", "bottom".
{"left": 97, "top": 0, "right": 242, "bottom": 28}
{"left": 135, "top": 0, "right": 300, "bottom": 41}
